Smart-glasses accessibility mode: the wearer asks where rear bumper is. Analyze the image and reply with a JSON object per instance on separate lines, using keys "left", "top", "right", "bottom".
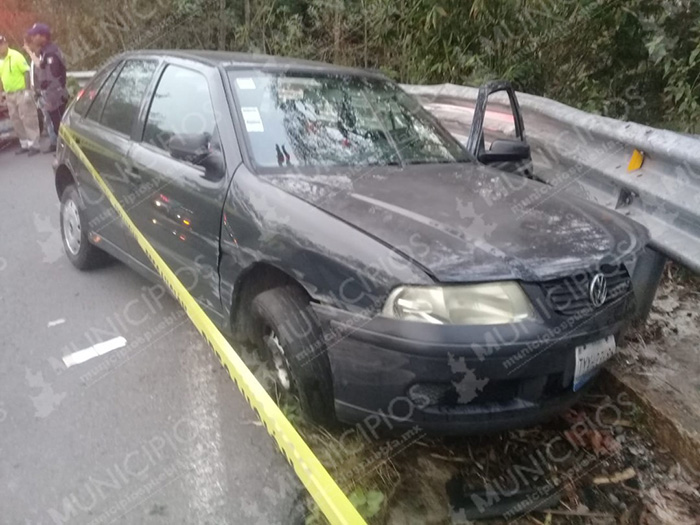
{"left": 313, "top": 302, "right": 630, "bottom": 435}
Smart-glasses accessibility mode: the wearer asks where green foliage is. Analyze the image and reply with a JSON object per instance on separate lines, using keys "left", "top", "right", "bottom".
{"left": 642, "top": 2, "right": 700, "bottom": 133}
{"left": 303, "top": 488, "right": 385, "bottom": 524}
{"left": 348, "top": 487, "right": 385, "bottom": 519}
{"left": 35, "top": 0, "right": 700, "bottom": 131}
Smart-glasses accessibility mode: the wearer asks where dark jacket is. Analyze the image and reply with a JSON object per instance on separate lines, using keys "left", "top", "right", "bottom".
{"left": 38, "top": 42, "right": 68, "bottom": 111}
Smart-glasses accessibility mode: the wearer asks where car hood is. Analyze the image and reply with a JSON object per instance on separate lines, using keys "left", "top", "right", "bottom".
{"left": 263, "top": 164, "right": 649, "bottom": 282}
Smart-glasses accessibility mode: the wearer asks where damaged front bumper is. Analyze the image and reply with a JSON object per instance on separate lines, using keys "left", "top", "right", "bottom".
{"left": 314, "top": 293, "right": 632, "bottom": 435}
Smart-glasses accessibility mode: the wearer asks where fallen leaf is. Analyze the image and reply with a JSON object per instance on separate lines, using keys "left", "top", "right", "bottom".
{"left": 593, "top": 467, "right": 637, "bottom": 485}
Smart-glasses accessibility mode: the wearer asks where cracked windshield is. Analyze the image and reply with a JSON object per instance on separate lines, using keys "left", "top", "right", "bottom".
{"left": 230, "top": 72, "right": 469, "bottom": 167}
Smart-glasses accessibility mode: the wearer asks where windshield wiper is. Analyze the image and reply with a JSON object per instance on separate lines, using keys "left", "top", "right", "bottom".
{"left": 366, "top": 160, "right": 401, "bottom": 166}
{"left": 404, "top": 158, "right": 458, "bottom": 165}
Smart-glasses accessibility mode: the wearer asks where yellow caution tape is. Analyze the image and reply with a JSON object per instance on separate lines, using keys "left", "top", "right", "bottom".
{"left": 627, "top": 149, "right": 644, "bottom": 172}
{"left": 59, "top": 126, "right": 366, "bottom": 525}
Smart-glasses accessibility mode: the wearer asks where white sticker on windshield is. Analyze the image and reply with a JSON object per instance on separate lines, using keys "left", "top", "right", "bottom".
{"left": 241, "top": 107, "right": 264, "bottom": 132}
{"left": 236, "top": 78, "right": 256, "bottom": 90}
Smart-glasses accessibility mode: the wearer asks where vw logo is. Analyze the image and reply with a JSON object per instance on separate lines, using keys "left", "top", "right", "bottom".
{"left": 589, "top": 273, "right": 608, "bottom": 308}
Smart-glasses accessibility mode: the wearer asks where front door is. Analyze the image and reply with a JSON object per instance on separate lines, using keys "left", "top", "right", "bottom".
{"left": 126, "top": 62, "right": 229, "bottom": 323}
{"left": 466, "top": 81, "right": 534, "bottom": 178}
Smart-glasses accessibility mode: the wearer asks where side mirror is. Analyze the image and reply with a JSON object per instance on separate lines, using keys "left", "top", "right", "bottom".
{"left": 200, "top": 150, "right": 225, "bottom": 181}
{"left": 478, "top": 139, "right": 531, "bottom": 164}
{"left": 168, "top": 132, "right": 225, "bottom": 181}
{"left": 167, "top": 133, "right": 210, "bottom": 164}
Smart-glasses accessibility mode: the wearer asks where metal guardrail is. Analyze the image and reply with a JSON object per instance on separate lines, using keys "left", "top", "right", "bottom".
{"left": 66, "top": 72, "right": 700, "bottom": 273}
{"left": 403, "top": 83, "right": 700, "bottom": 274}
{"left": 67, "top": 71, "right": 96, "bottom": 84}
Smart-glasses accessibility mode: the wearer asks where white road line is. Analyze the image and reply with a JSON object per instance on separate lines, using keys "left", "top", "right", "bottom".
{"left": 47, "top": 319, "right": 66, "bottom": 328}
{"left": 62, "top": 336, "right": 127, "bottom": 368}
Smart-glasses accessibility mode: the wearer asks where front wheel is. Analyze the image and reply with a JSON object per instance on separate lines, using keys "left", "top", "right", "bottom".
{"left": 251, "top": 286, "right": 336, "bottom": 425}
{"left": 60, "top": 185, "right": 109, "bottom": 270}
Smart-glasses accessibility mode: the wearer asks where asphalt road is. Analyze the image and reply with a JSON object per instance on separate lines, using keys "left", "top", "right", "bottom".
{"left": 0, "top": 143, "right": 302, "bottom": 524}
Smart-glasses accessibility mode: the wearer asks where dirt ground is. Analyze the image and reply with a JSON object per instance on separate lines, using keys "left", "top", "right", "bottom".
{"left": 381, "top": 389, "right": 700, "bottom": 525}
{"left": 296, "top": 385, "right": 699, "bottom": 524}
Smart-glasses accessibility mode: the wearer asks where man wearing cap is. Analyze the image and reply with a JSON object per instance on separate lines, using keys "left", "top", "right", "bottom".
{"left": 27, "top": 23, "right": 67, "bottom": 153}
{"left": 0, "top": 35, "right": 41, "bottom": 155}
{"left": 25, "top": 35, "right": 57, "bottom": 148}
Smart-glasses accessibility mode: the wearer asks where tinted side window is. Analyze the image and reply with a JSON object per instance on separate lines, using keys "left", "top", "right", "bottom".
{"left": 85, "top": 64, "right": 120, "bottom": 122}
{"left": 73, "top": 64, "right": 117, "bottom": 117}
{"left": 100, "top": 60, "right": 157, "bottom": 136}
{"left": 143, "top": 65, "right": 218, "bottom": 151}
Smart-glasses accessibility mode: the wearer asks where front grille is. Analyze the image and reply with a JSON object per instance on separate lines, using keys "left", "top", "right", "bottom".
{"left": 541, "top": 264, "right": 632, "bottom": 316}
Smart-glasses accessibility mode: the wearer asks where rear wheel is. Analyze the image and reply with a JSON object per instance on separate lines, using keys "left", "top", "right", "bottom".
{"left": 251, "top": 286, "right": 336, "bottom": 425}
{"left": 60, "top": 185, "right": 109, "bottom": 270}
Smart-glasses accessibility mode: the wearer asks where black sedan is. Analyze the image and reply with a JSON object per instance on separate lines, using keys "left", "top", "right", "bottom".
{"left": 54, "top": 50, "right": 651, "bottom": 434}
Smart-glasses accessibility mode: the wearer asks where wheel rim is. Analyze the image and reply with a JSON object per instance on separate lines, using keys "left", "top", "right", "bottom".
{"left": 62, "top": 199, "right": 82, "bottom": 255}
{"left": 263, "top": 329, "right": 291, "bottom": 391}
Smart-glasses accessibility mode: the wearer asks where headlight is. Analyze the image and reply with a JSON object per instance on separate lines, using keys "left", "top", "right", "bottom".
{"left": 381, "top": 282, "right": 535, "bottom": 325}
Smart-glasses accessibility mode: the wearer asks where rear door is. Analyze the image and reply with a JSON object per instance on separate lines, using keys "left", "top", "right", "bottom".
{"left": 70, "top": 59, "right": 158, "bottom": 256}
{"left": 67, "top": 61, "right": 129, "bottom": 255}
{"left": 126, "top": 61, "right": 233, "bottom": 322}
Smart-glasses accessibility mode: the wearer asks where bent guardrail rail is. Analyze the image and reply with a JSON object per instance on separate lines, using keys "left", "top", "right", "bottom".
{"left": 403, "top": 83, "right": 700, "bottom": 274}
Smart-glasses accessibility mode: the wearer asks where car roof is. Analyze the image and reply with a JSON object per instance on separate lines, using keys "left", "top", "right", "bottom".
{"left": 118, "top": 49, "right": 388, "bottom": 79}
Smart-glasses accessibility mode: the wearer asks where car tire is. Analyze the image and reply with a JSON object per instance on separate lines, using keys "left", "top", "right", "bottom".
{"left": 60, "top": 185, "right": 109, "bottom": 270}
{"left": 251, "top": 285, "right": 336, "bottom": 425}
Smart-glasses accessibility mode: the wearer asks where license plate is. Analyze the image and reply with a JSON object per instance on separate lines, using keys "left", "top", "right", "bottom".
{"left": 573, "top": 336, "right": 616, "bottom": 391}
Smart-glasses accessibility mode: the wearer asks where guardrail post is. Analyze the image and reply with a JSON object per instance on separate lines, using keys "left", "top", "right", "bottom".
{"left": 631, "top": 248, "right": 667, "bottom": 323}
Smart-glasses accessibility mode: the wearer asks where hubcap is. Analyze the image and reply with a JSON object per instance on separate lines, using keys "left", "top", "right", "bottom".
{"left": 62, "top": 199, "right": 82, "bottom": 255}
{"left": 264, "top": 330, "right": 291, "bottom": 391}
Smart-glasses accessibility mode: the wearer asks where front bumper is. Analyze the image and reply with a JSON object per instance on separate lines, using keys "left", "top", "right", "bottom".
{"left": 313, "top": 297, "right": 631, "bottom": 435}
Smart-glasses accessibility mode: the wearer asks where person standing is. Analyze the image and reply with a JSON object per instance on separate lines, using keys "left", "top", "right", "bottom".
{"left": 0, "top": 35, "right": 41, "bottom": 155}
{"left": 23, "top": 35, "right": 56, "bottom": 149}
{"left": 27, "top": 23, "right": 67, "bottom": 153}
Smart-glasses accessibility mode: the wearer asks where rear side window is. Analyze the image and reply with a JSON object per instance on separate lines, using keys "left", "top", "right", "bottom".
{"left": 85, "top": 64, "right": 120, "bottom": 122}
{"left": 143, "top": 65, "right": 218, "bottom": 150}
{"left": 100, "top": 60, "right": 157, "bottom": 136}
{"left": 73, "top": 64, "right": 117, "bottom": 117}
